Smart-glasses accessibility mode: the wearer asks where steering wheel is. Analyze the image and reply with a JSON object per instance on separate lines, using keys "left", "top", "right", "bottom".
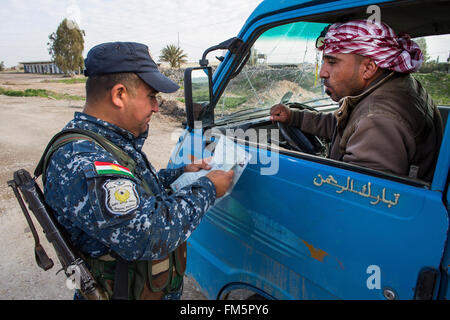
{"left": 277, "top": 122, "right": 323, "bottom": 154}
{"left": 273, "top": 98, "right": 325, "bottom": 154}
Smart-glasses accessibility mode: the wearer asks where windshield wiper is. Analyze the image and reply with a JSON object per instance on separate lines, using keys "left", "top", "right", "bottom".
{"left": 216, "top": 106, "right": 271, "bottom": 122}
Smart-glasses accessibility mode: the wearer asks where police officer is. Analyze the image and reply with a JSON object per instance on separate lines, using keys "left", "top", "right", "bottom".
{"left": 43, "top": 42, "right": 234, "bottom": 299}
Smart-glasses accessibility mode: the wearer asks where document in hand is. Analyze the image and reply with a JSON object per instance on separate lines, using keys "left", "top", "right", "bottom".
{"left": 170, "top": 135, "right": 252, "bottom": 199}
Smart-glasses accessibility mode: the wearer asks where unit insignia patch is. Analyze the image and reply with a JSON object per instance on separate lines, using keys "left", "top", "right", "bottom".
{"left": 103, "top": 179, "right": 140, "bottom": 216}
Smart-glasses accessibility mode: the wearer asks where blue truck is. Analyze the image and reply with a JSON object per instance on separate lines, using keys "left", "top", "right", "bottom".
{"left": 168, "top": 0, "right": 450, "bottom": 299}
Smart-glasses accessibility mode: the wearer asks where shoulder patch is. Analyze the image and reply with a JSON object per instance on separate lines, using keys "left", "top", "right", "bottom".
{"left": 95, "top": 161, "right": 135, "bottom": 178}
{"left": 102, "top": 179, "right": 140, "bottom": 216}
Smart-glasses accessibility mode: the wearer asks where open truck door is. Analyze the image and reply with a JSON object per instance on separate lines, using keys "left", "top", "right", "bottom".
{"left": 169, "top": 0, "right": 450, "bottom": 300}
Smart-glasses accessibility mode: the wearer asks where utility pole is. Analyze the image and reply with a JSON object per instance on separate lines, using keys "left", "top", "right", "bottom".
{"left": 177, "top": 32, "right": 180, "bottom": 48}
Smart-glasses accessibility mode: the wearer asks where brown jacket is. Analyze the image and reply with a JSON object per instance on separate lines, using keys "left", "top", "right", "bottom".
{"left": 289, "top": 72, "right": 443, "bottom": 182}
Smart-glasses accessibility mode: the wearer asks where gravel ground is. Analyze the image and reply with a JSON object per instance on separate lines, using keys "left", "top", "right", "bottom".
{"left": 0, "top": 72, "right": 207, "bottom": 300}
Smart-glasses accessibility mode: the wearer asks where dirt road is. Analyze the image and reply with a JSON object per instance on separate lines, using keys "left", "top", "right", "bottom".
{"left": 0, "top": 73, "right": 206, "bottom": 300}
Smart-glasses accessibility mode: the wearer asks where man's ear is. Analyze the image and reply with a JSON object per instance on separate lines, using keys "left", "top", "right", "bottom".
{"left": 110, "top": 84, "right": 128, "bottom": 109}
{"left": 362, "top": 58, "right": 380, "bottom": 80}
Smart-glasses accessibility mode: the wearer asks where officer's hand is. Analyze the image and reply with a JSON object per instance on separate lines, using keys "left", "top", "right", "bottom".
{"left": 184, "top": 157, "right": 212, "bottom": 172}
{"left": 270, "top": 104, "right": 291, "bottom": 123}
{"left": 206, "top": 170, "right": 235, "bottom": 198}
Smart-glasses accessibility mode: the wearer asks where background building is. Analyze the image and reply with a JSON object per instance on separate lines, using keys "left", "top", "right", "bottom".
{"left": 20, "top": 61, "right": 63, "bottom": 74}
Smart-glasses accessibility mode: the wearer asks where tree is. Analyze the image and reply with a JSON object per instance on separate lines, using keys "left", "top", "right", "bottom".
{"left": 48, "top": 19, "right": 85, "bottom": 75}
{"left": 159, "top": 44, "right": 188, "bottom": 68}
{"left": 0, "top": 61, "right": 5, "bottom": 72}
{"left": 414, "top": 37, "right": 430, "bottom": 63}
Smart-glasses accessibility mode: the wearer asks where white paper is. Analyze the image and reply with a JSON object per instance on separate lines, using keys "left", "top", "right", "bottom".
{"left": 170, "top": 135, "right": 251, "bottom": 199}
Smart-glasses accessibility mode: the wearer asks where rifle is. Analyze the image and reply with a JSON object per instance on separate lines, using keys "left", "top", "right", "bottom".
{"left": 7, "top": 169, "right": 108, "bottom": 300}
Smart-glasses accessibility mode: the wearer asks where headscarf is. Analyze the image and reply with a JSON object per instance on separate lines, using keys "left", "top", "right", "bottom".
{"left": 317, "top": 20, "right": 423, "bottom": 73}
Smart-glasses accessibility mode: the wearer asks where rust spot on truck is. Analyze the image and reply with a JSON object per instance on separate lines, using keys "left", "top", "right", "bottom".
{"left": 302, "top": 240, "right": 328, "bottom": 262}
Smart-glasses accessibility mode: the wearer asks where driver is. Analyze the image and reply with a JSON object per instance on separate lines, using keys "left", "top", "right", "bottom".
{"left": 270, "top": 19, "right": 443, "bottom": 182}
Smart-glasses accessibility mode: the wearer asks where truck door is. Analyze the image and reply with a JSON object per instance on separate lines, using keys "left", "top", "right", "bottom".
{"left": 169, "top": 124, "right": 448, "bottom": 300}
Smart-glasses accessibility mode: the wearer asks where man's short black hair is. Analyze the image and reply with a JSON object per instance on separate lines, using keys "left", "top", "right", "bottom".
{"left": 85, "top": 72, "right": 143, "bottom": 102}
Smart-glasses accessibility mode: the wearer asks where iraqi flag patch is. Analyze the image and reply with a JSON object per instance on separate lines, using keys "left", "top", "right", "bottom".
{"left": 94, "top": 161, "right": 135, "bottom": 178}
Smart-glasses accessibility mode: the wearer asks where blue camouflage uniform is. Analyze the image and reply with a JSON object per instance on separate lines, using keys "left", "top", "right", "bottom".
{"left": 44, "top": 112, "right": 216, "bottom": 297}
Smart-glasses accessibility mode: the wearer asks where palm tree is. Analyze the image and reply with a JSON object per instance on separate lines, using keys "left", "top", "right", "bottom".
{"left": 159, "top": 44, "right": 188, "bottom": 68}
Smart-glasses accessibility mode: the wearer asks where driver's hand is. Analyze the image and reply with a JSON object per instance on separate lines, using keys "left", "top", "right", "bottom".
{"left": 270, "top": 104, "right": 291, "bottom": 123}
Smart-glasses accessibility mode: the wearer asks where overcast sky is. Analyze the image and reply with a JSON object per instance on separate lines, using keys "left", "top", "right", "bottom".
{"left": 1, "top": 0, "right": 448, "bottom": 68}
{"left": 0, "top": 0, "right": 261, "bottom": 67}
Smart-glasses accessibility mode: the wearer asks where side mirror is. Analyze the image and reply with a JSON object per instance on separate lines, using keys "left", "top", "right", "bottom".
{"left": 184, "top": 67, "right": 213, "bottom": 129}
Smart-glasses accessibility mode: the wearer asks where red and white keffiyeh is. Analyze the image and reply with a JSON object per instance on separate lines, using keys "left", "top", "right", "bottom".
{"left": 318, "top": 20, "right": 423, "bottom": 73}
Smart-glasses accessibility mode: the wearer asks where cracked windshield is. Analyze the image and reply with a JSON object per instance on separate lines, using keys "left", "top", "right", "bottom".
{"left": 216, "top": 21, "right": 334, "bottom": 121}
